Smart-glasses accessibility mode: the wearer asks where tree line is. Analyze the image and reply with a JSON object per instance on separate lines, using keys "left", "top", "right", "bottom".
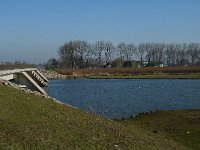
{"left": 46, "top": 41, "right": 200, "bottom": 69}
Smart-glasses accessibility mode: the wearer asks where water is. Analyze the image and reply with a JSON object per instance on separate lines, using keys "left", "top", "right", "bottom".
{"left": 45, "top": 79, "right": 200, "bottom": 119}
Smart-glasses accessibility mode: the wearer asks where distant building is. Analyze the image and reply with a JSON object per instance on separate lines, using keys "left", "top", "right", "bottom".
{"left": 159, "top": 64, "right": 164, "bottom": 67}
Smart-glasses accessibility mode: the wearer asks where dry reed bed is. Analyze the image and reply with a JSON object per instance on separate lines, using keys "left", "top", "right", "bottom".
{"left": 58, "top": 67, "right": 200, "bottom": 76}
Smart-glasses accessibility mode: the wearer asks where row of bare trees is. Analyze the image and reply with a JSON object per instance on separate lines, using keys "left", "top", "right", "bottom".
{"left": 58, "top": 41, "right": 116, "bottom": 69}
{"left": 48, "top": 41, "right": 200, "bottom": 69}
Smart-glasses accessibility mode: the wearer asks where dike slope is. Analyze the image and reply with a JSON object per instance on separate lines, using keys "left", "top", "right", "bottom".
{"left": 0, "top": 84, "right": 188, "bottom": 149}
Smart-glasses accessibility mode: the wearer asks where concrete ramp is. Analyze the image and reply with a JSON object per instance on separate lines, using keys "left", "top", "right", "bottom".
{"left": 0, "top": 74, "right": 15, "bottom": 80}
{"left": 22, "top": 72, "right": 47, "bottom": 95}
{"left": 0, "top": 68, "right": 48, "bottom": 95}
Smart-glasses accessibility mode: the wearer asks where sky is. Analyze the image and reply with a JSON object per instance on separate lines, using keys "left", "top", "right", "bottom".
{"left": 0, "top": 0, "right": 200, "bottom": 63}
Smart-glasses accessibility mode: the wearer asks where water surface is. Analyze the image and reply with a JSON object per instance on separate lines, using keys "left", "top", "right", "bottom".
{"left": 45, "top": 79, "right": 200, "bottom": 119}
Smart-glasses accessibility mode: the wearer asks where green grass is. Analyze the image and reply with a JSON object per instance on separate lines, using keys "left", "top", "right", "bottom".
{"left": 121, "top": 110, "right": 200, "bottom": 150}
{"left": 0, "top": 84, "right": 199, "bottom": 149}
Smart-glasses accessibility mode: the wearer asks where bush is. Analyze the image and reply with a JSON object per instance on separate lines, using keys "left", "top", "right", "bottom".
{"left": 123, "top": 61, "right": 139, "bottom": 68}
{"left": 111, "top": 58, "right": 123, "bottom": 68}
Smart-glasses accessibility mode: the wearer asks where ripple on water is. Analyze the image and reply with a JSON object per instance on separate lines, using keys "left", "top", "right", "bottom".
{"left": 45, "top": 79, "right": 200, "bottom": 119}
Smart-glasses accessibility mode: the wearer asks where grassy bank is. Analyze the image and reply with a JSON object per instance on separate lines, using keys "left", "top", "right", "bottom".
{"left": 121, "top": 110, "right": 200, "bottom": 150}
{"left": 87, "top": 73, "right": 200, "bottom": 79}
{"left": 0, "top": 84, "right": 199, "bottom": 149}
{"left": 58, "top": 66, "right": 200, "bottom": 79}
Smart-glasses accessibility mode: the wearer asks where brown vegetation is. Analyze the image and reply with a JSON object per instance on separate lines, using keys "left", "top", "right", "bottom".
{"left": 58, "top": 66, "right": 200, "bottom": 77}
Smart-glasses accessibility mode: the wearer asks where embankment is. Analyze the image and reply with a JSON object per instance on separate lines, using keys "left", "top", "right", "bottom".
{"left": 58, "top": 66, "right": 200, "bottom": 79}
{"left": 0, "top": 81, "right": 195, "bottom": 149}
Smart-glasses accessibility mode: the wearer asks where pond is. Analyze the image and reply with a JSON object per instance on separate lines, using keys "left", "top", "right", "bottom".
{"left": 45, "top": 79, "right": 200, "bottom": 119}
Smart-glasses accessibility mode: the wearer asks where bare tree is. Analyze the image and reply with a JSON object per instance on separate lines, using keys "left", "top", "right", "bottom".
{"left": 83, "top": 43, "right": 94, "bottom": 68}
{"left": 117, "top": 42, "right": 126, "bottom": 60}
{"left": 187, "top": 43, "right": 200, "bottom": 65}
{"left": 74, "top": 41, "right": 89, "bottom": 68}
{"left": 58, "top": 41, "right": 200, "bottom": 69}
{"left": 45, "top": 58, "right": 59, "bottom": 69}
{"left": 93, "top": 41, "right": 105, "bottom": 67}
{"left": 104, "top": 42, "right": 115, "bottom": 65}
{"left": 58, "top": 41, "right": 76, "bottom": 69}
{"left": 117, "top": 43, "right": 136, "bottom": 61}
{"left": 137, "top": 43, "right": 146, "bottom": 63}
{"left": 165, "top": 44, "right": 177, "bottom": 66}
{"left": 145, "top": 43, "right": 153, "bottom": 64}
{"left": 125, "top": 43, "right": 137, "bottom": 61}
{"left": 179, "top": 43, "right": 189, "bottom": 65}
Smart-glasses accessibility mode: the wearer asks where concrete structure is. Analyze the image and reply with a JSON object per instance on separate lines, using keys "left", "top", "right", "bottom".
{"left": 0, "top": 68, "right": 48, "bottom": 95}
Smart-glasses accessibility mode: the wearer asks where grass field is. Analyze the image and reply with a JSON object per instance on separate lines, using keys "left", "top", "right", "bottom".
{"left": 0, "top": 84, "right": 200, "bottom": 149}
{"left": 121, "top": 110, "right": 200, "bottom": 150}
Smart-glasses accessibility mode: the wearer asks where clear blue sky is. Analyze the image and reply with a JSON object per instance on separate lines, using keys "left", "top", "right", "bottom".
{"left": 0, "top": 0, "right": 200, "bottom": 63}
